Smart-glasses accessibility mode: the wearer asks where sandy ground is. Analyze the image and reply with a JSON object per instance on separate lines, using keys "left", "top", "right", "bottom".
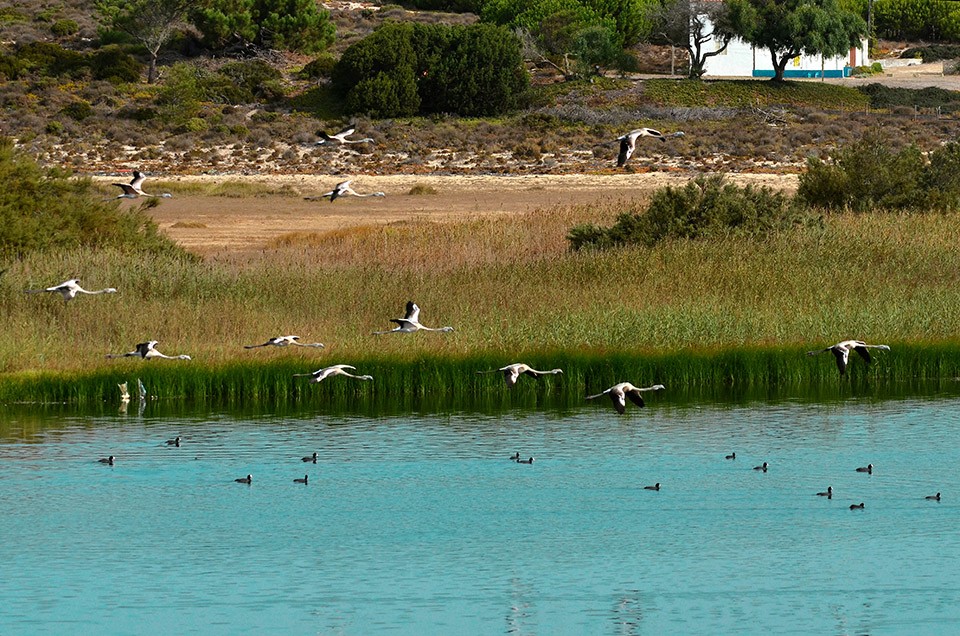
{"left": 129, "top": 172, "right": 799, "bottom": 254}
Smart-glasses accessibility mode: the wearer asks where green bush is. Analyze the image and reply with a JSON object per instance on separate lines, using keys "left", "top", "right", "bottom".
{"left": 0, "top": 137, "right": 186, "bottom": 260}
{"left": 192, "top": 0, "right": 335, "bottom": 53}
{"left": 300, "top": 53, "right": 338, "bottom": 79}
{"left": 90, "top": 45, "right": 144, "bottom": 83}
{"left": 567, "top": 175, "right": 803, "bottom": 250}
{"left": 14, "top": 42, "right": 87, "bottom": 78}
{"left": 50, "top": 19, "right": 80, "bottom": 37}
{"left": 334, "top": 22, "right": 528, "bottom": 117}
{"left": 219, "top": 59, "right": 285, "bottom": 101}
{"left": 797, "top": 134, "right": 927, "bottom": 211}
{"left": 61, "top": 100, "right": 94, "bottom": 121}
{"left": 901, "top": 44, "right": 960, "bottom": 63}
{"left": 858, "top": 83, "right": 960, "bottom": 112}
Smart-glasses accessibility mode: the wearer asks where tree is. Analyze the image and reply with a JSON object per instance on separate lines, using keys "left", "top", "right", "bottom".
{"left": 647, "top": 0, "right": 735, "bottom": 79}
{"left": 725, "top": 0, "right": 867, "bottom": 82}
{"left": 97, "top": 0, "right": 191, "bottom": 83}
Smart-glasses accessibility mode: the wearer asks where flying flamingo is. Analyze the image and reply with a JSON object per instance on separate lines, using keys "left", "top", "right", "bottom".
{"left": 106, "top": 340, "right": 191, "bottom": 360}
{"left": 477, "top": 363, "right": 563, "bottom": 388}
{"left": 807, "top": 340, "right": 890, "bottom": 375}
{"left": 374, "top": 301, "right": 453, "bottom": 334}
{"left": 586, "top": 382, "right": 665, "bottom": 414}
{"left": 293, "top": 364, "right": 373, "bottom": 383}
{"left": 315, "top": 126, "right": 374, "bottom": 145}
{"left": 306, "top": 179, "right": 385, "bottom": 202}
{"left": 616, "top": 128, "right": 684, "bottom": 168}
{"left": 25, "top": 278, "right": 117, "bottom": 302}
{"left": 111, "top": 171, "right": 172, "bottom": 199}
{"left": 244, "top": 335, "right": 324, "bottom": 349}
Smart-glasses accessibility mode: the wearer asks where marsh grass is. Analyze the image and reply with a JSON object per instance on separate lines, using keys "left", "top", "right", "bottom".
{"left": 6, "top": 200, "right": 960, "bottom": 403}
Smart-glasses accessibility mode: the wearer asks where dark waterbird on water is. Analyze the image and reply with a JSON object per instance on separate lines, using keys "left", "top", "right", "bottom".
{"left": 644, "top": 483, "right": 661, "bottom": 491}
{"left": 725, "top": 452, "right": 736, "bottom": 460}
{"left": 753, "top": 462, "right": 768, "bottom": 472}
{"left": 926, "top": 492, "right": 941, "bottom": 501}
{"left": 850, "top": 502, "right": 865, "bottom": 510}
{"left": 855, "top": 464, "right": 873, "bottom": 475}
{"left": 816, "top": 486, "right": 833, "bottom": 499}
{"left": 302, "top": 452, "right": 318, "bottom": 463}
{"left": 98, "top": 455, "right": 115, "bottom": 465}
{"left": 294, "top": 475, "right": 308, "bottom": 484}
{"left": 235, "top": 474, "right": 252, "bottom": 484}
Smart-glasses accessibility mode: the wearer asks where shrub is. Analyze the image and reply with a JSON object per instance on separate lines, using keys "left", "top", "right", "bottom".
{"left": 90, "top": 45, "right": 144, "bottom": 83}
{"left": 300, "top": 53, "right": 337, "bottom": 80}
{"left": 15, "top": 41, "right": 87, "bottom": 78}
{"left": 50, "top": 19, "right": 80, "bottom": 37}
{"left": 191, "top": 0, "right": 334, "bottom": 53}
{"left": 797, "top": 134, "right": 927, "bottom": 212}
{"left": 219, "top": 59, "right": 285, "bottom": 101}
{"left": 901, "top": 44, "right": 960, "bottom": 63}
{"left": 0, "top": 137, "right": 186, "bottom": 259}
{"left": 567, "top": 175, "right": 803, "bottom": 250}
{"left": 333, "top": 22, "right": 528, "bottom": 117}
{"left": 61, "top": 100, "right": 94, "bottom": 121}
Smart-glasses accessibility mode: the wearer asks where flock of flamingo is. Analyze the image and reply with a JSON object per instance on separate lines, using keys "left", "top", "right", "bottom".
{"left": 41, "top": 125, "right": 915, "bottom": 491}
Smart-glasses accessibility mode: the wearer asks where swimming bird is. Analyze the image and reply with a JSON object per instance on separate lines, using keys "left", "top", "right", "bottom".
{"left": 855, "top": 464, "right": 873, "bottom": 474}
{"left": 315, "top": 125, "right": 374, "bottom": 145}
{"left": 244, "top": 335, "right": 325, "bottom": 349}
{"left": 25, "top": 278, "right": 117, "bottom": 302}
{"left": 509, "top": 452, "right": 520, "bottom": 461}
{"left": 585, "top": 383, "right": 665, "bottom": 414}
{"left": 119, "top": 382, "right": 130, "bottom": 402}
{"left": 235, "top": 474, "right": 252, "bottom": 484}
{"left": 725, "top": 452, "right": 736, "bottom": 460}
{"left": 517, "top": 457, "right": 534, "bottom": 464}
{"left": 106, "top": 340, "right": 191, "bottom": 361}
{"left": 294, "top": 475, "right": 309, "bottom": 484}
{"left": 850, "top": 502, "right": 865, "bottom": 510}
{"left": 477, "top": 363, "right": 563, "bottom": 388}
{"left": 165, "top": 436, "right": 181, "bottom": 447}
{"left": 644, "top": 483, "right": 661, "bottom": 491}
{"left": 616, "top": 128, "right": 684, "bottom": 167}
{"left": 753, "top": 462, "right": 768, "bottom": 472}
{"left": 302, "top": 452, "right": 318, "bottom": 463}
{"left": 293, "top": 364, "right": 373, "bottom": 383}
{"left": 807, "top": 340, "right": 890, "bottom": 376}
{"left": 111, "top": 170, "right": 172, "bottom": 199}
{"left": 311, "top": 179, "right": 386, "bottom": 202}
{"left": 816, "top": 486, "right": 833, "bottom": 498}
{"left": 374, "top": 301, "right": 453, "bottom": 334}
{"left": 926, "top": 492, "right": 941, "bottom": 501}
{"left": 98, "top": 455, "right": 115, "bottom": 465}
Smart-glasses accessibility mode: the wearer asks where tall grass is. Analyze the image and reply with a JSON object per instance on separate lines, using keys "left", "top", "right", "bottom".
{"left": 5, "top": 201, "right": 960, "bottom": 403}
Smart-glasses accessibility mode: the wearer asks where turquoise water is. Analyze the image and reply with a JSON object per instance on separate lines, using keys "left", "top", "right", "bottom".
{"left": 1, "top": 394, "right": 959, "bottom": 634}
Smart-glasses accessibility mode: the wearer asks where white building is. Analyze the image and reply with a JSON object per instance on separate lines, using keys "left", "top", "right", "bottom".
{"left": 695, "top": 1, "right": 869, "bottom": 78}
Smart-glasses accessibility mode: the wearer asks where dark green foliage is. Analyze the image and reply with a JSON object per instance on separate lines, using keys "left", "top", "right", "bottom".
{"left": 857, "top": 83, "right": 960, "bottom": 112}
{"left": 252, "top": 0, "right": 335, "bottom": 53}
{"left": 50, "top": 19, "right": 80, "bottom": 37}
{"left": 901, "top": 44, "right": 960, "bottom": 63}
{"left": 89, "top": 45, "right": 144, "bottom": 83}
{"left": 300, "top": 53, "right": 337, "bottom": 80}
{"left": 191, "top": 0, "right": 335, "bottom": 53}
{"left": 61, "top": 100, "right": 94, "bottom": 121}
{"left": 333, "top": 22, "right": 528, "bottom": 117}
{"left": 479, "top": 0, "right": 653, "bottom": 47}
{"left": 14, "top": 42, "right": 87, "bottom": 78}
{"left": 797, "top": 135, "right": 930, "bottom": 211}
{"left": 0, "top": 138, "right": 186, "bottom": 260}
{"left": 872, "top": 0, "right": 958, "bottom": 41}
{"left": 568, "top": 176, "right": 803, "bottom": 250}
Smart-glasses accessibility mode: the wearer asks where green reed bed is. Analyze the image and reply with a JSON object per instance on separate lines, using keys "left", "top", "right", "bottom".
{"left": 6, "top": 207, "right": 960, "bottom": 404}
{"left": 4, "top": 344, "right": 960, "bottom": 407}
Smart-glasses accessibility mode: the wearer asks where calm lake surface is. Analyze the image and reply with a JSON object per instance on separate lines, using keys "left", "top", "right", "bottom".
{"left": 2, "top": 390, "right": 959, "bottom": 634}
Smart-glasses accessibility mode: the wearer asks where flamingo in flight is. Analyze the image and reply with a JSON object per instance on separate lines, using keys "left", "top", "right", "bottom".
{"left": 586, "top": 382, "right": 665, "bottom": 414}
{"left": 374, "top": 301, "right": 453, "bottom": 334}
{"left": 244, "top": 335, "right": 324, "bottom": 349}
{"left": 807, "top": 340, "right": 890, "bottom": 375}
{"left": 316, "top": 126, "right": 374, "bottom": 145}
{"left": 293, "top": 364, "right": 374, "bottom": 383}
{"left": 477, "top": 363, "right": 563, "bottom": 388}
{"left": 106, "top": 340, "right": 192, "bottom": 360}
{"left": 25, "top": 278, "right": 117, "bottom": 302}
{"left": 306, "top": 179, "right": 385, "bottom": 203}
{"left": 111, "top": 171, "right": 172, "bottom": 199}
{"left": 616, "top": 128, "right": 684, "bottom": 168}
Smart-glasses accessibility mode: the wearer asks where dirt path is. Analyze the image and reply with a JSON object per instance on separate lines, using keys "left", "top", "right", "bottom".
{"left": 125, "top": 173, "right": 798, "bottom": 254}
